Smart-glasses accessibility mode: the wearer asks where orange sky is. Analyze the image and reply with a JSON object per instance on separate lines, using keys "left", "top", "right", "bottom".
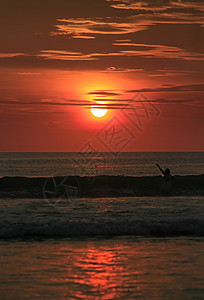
{"left": 0, "top": 0, "right": 203, "bottom": 151}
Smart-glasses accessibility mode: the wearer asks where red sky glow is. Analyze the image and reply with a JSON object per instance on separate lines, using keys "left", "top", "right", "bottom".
{"left": 0, "top": 0, "right": 203, "bottom": 151}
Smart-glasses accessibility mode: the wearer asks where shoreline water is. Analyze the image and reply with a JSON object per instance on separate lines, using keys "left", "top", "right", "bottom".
{"left": 0, "top": 237, "right": 203, "bottom": 299}
{"left": 0, "top": 196, "right": 203, "bottom": 239}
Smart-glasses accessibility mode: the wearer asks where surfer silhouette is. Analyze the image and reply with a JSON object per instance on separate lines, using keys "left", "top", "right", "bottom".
{"left": 156, "top": 164, "right": 172, "bottom": 193}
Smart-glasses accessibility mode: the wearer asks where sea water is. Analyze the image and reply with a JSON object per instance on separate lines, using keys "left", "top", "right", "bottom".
{"left": 0, "top": 152, "right": 204, "bottom": 177}
{"left": 0, "top": 152, "right": 203, "bottom": 299}
{"left": 0, "top": 238, "right": 203, "bottom": 299}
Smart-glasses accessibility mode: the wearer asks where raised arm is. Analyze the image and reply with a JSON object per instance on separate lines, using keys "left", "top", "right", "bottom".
{"left": 156, "top": 164, "right": 165, "bottom": 175}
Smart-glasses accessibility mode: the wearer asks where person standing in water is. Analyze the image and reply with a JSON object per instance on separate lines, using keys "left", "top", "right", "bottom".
{"left": 156, "top": 164, "right": 172, "bottom": 193}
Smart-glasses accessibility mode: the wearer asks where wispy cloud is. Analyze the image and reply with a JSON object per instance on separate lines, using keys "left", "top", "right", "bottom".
{"left": 106, "top": 0, "right": 204, "bottom": 26}
{"left": 17, "top": 72, "right": 41, "bottom": 76}
{"left": 126, "top": 83, "right": 204, "bottom": 92}
{"left": 0, "top": 53, "right": 25, "bottom": 58}
{"left": 105, "top": 66, "right": 143, "bottom": 72}
{"left": 38, "top": 50, "right": 97, "bottom": 61}
{"left": 1, "top": 44, "right": 202, "bottom": 64}
{"left": 1, "top": 84, "right": 203, "bottom": 116}
{"left": 72, "top": 35, "right": 96, "bottom": 39}
{"left": 0, "top": 98, "right": 95, "bottom": 115}
{"left": 147, "top": 68, "right": 201, "bottom": 77}
{"left": 49, "top": 2, "right": 203, "bottom": 44}
{"left": 50, "top": 17, "right": 149, "bottom": 38}
{"left": 36, "top": 43, "right": 204, "bottom": 62}
{"left": 0, "top": 96, "right": 127, "bottom": 111}
{"left": 88, "top": 90, "right": 121, "bottom": 96}
{"left": 107, "top": 0, "right": 204, "bottom": 12}
{"left": 107, "top": 0, "right": 171, "bottom": 11}
{"left": 0, "top": 98, "right": 92, "bottom": 106}
{"left": 113, "top": 42, "right": 204, "bottom": 60}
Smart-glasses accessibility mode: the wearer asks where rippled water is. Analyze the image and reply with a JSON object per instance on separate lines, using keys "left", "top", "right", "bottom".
{"left": 0, "top": 238, "right": 203, "bottom": 299}
{"left": 0, "top": 152, "right": 203, "bottom": 177}
{"left": 0, "top": 196, "right": 204, "bottom": 238}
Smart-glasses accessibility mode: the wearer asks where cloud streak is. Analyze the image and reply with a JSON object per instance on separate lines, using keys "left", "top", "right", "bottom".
{"left": 113, "top": 42, "right": 204, "bottom": 60}
{"left": 126, "top": 83, "right": 204, "bottom": 92}
{"left": 0, "top": 53, "right": 25, "bottom": 58}
{"left": 147, "top": 68, "right": 201, "bottom": 77}
{"left": 44, "top": 1, "right": 203, "bottom": 68}
{"left": 36, "top": 43, "right": 204, "bottom": 62}
{"left": 105, "top": 66, "right": 143, "bottom": 72}
{"left": 38, "top": 50, "right": 97, "bottom": 61}
{"left": 1, "top": 43, "right": 203, "bottom": 64}
{"left": 50, "top": 17, "right": 149, "bottom": 38}
{"left": 50, "top": 13, "right": 203, "bottom": 41}
{"left": 107, "top": 0, "right": 204, "bottom": 12}
{"left": 1, "top": 83, "right": 203, "bottom": 116}
{"left": 105, "top": 0, "right": 204, "bottom": 29}
{"left": 88, "top": 90, "right": 121, "bottom": 96}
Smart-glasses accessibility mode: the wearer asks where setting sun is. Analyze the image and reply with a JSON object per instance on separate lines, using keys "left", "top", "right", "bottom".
{"left": 91, "top": 106, "right": 108, "bottom": 118}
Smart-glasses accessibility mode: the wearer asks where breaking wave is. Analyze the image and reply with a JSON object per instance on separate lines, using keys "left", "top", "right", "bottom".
{"left": 0, "top": 175, "right": 203, "bottom": 198}
{"left": 0, "top": 219, "right": 204, "bottom": 239}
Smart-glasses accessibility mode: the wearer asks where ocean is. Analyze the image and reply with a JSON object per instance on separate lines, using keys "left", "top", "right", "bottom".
{"left": 0, "top": 152, "right": 204, "bottom": 177}
{"left": 0, "top": 152, "right": 203, "bottom": 299}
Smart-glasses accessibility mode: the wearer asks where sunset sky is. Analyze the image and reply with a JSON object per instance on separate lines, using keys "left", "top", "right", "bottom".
{"left": 0, "top": 0, "right": 203, "bottom": 152}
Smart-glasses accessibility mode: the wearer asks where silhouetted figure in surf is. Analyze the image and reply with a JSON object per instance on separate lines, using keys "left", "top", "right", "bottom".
{"left": 156, "top": 164, "right": 172, "bottom": 193}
